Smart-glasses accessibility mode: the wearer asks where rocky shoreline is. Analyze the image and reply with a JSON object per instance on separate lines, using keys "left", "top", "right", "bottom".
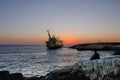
{"left": 1, "top": 57, "right": 120, "bottom": 80}
{"left": 70, "top": 42, "right": 120, "bottom": 51}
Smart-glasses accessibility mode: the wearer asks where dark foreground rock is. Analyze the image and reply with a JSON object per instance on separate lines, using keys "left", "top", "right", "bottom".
{"left": 0, "top": 71, "right": 24, "bottom": 80}
{"left": 1, "top": 57, "right": 120, "bottom": 80}
{"left": 44, "top": 64, "right": 90, "bottom": 80}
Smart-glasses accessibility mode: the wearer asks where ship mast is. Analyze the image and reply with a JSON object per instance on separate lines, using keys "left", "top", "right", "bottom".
{"left": 47, "top": 30, "right": 51, "bottom": 39}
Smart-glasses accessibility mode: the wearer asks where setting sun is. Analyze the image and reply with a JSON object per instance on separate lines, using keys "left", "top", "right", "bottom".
{"left": 61, "top": 35, "right": 79, "bottom": 44}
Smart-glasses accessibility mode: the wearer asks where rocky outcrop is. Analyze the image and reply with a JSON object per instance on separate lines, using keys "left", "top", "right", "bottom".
{"left": 74, "top": 58, "right": 120, "bottom": 80}
{"left": 1, "top": 57, "right": 120, "bottom": 80}
{"left": 0, "top": 71, "right": 24, "bottom": 80}
{"left": 70, "top": 42, "right": 120, "bottom": 51}
{"left": 45, "top": 65, "right": 90, "bottom": 80}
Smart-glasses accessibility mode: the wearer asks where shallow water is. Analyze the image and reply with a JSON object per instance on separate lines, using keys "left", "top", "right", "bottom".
{"left": 0, "top": 45, "right": 115, "bottom": 77}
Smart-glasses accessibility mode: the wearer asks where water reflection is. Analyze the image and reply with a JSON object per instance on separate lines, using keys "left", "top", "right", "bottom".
{"left": 46, "top": 48, "right": 92, "bottom": 68}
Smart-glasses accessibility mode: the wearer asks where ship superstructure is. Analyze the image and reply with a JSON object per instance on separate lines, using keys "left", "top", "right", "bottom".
{"left": 46, "top": 30, "right": 63, "bottom": 49}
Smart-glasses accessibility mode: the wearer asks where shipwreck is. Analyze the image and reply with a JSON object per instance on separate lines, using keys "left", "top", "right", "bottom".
{"left": 46, "top": 30, "right": 63, "bottom": 49}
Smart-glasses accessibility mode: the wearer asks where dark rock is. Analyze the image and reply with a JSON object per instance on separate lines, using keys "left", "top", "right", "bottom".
{"left": 0, "top": 71, "right": 24, "bottom": 80}
{"left": 70, "top": 42, "right": 120, "bottom": 51}
{"left": 113, "top": 50, "right": 120, "bottom": 55}
{"left": 90, "top": 50, "right": 100, "bottom": 60}
{"left": 9, "top": 73, "right": 24, "bottom": 80}
{"left": 0, "top": 70, "right": 9, "bottom": 75}
{"left": 25, "top": 76, "right": 41, "bottom": 80}
{"left": 44, "top": 67, "right": 90, "bottom": 80}
{"left": 102, "top": 46, "right": 111, "bottom": 50}
{"left": 102, "top": 71, "right": 120, "bottom": 80}
{"left": 0, "top": 70, "right": 9, "bottom": 80}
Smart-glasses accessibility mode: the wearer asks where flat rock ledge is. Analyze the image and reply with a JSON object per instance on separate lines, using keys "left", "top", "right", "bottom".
{"left": 1, "top": 58, "right": 120, "bottom": 80}
{"left": 70, "top": 42, "right": 120, "bottom": 51}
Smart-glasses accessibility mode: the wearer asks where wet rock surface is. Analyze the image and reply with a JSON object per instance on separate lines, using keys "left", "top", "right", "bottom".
{"left": 0, "top": 71, "right": 24, "bottom": 80}
{"left": 76, "top": 58, "right": 120, "bottom": 80}
{"left": 1, "top": 57, "right": 120, "bottom": 80}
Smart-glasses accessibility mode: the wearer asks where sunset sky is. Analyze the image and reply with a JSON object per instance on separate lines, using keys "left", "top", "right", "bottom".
{"left": 0, "top": 0, "right": 120, "bottom": 45}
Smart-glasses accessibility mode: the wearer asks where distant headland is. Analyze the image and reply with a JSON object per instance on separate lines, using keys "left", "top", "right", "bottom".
{"left": 70, "top": 42, "right": 120, "bottom": 51}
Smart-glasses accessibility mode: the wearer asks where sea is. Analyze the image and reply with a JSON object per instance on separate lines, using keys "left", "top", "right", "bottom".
{"left": 0, "top": 45, "right": 116, "bottom": 77}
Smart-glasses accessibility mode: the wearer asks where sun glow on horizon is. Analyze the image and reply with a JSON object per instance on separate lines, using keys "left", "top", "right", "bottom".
{"left": 0, "top": 37, "right": 120, "bottom": 45}
{"left": 0, "top": 32, "right": 120, "bottom": 45}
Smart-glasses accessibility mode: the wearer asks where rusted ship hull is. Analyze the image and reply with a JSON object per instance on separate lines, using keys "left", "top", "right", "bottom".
{"left": 46, "top": 41, "right": 63, "bottom": 49}
{"left": 46, "top": 30, "right": 63, "bottom": 49}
